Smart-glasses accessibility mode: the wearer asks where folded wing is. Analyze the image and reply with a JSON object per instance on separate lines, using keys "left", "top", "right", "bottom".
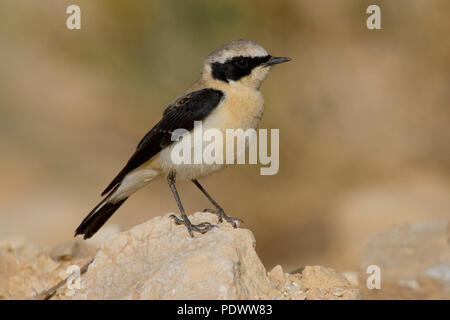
{"left": 101, "top": 88, "right": 225, "bottom": 196}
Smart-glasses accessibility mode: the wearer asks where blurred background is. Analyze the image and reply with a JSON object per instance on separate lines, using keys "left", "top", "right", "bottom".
{"left": 0, "top": 0, "right": 449, "bottom": 276}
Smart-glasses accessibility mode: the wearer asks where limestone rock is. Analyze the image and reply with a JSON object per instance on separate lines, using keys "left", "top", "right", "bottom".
{"left": 328, "top": 176, "right": 450, "bottom": 269}
{"left": 303, "top": 266, "right": 361, "bottom": 299}
{"left": 360, "top": 220, "right": 450, "bottom": 299}
{"left": 73, "top": 212, "right": 272, "bottom": 299}
{"left": 72, "top": 212, "right": 361, "bottom": 300}
{"left": 0, "top": 212, "right": 361, "bottom": 300}
{"left": 0, "top": 238, "right": 96, "bottom": 299}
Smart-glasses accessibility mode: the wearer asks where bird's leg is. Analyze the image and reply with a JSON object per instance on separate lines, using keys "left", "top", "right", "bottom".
{"left": 192, "top": 179, "right": 242, "bottom": 228}
{"left": 167, "top": 171, "right": 216, "bottom": 237}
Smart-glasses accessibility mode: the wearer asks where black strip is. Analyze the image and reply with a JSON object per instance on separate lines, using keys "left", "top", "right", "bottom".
{"left": 211, "top": 55, "right": 271, "bottom": 82}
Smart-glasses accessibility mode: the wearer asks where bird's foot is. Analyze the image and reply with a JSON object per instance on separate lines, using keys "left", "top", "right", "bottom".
{"left": 169, "top": 214, "right": 216, "bottom": 237}
{"left": 203, "top": 208, "right": 243, "bottom": 228}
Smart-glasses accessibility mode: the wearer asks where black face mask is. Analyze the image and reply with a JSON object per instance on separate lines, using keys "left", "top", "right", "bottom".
{"left": 211, "top": 55, "right": 271, "bottom": 83}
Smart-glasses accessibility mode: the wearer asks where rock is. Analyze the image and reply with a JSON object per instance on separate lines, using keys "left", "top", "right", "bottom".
{"left": 266, "top": 265, "right": 361, "bottom": 300}
{"left": 423, "top": 264, "right": 450, "bottom": 292}
{"left": 84, "top": 224, "right": 121, "bottom": 248}
{"left": 328, "top": 176, "right": 450, "bottom": 269}
{"left": 0, "top": 238, "right": 96, "bottom": 299}
{"left": 0, "top": 212, "right": 361, "bottom": 300}
{"left": 49, "top": 240, "right": 97, "bottom": 261}
{"left": 71, "top": 212, "right": 361, "bottom": 300}
{"left": 73, "top": 212, "right": 272, "bottom": 299}
{"left": 300, "top": 266, "right": 361, "bottom": 300}
{"left": 341, "top": 271, "right": 360, "bottom": 287}
{"left": 267, "top": 265, "right": 285, "bottom": 289}
{"left": 360, "top": 220, "right": 450, "bottom": 299}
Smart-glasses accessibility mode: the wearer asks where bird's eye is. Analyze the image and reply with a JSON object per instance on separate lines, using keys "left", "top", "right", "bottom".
{"left": 234, "top": 59, "right": 248, "bottom": 68}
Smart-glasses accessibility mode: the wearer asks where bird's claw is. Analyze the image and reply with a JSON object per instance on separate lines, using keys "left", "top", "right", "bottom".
{"left": 169, "top": 214, "right": 217, "bottom": 237}
{"left": 203, "top": 208, "right": 243, "bottom": 228}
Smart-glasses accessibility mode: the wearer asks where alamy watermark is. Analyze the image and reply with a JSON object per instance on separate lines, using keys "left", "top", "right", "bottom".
{"left": 66, "top": 5, "right": 81, "bottom": 30}
{"left": 366, "top": 265, "right": 381, "bottom": 289}
{"left": 59, "top": 264, "right": 81, "bottom": 296}
{"left": 66, "top": 4, "right": 381, "bottom": 31}
{"left": 170, "top": 121, "right": 279, "bottom": 175}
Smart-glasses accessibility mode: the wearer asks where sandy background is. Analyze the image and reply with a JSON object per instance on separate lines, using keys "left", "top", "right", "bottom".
{"left": 0, "top": 0, "right": 449, "bottom": 274}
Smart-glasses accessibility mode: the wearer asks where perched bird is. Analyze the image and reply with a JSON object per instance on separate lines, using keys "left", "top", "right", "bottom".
{"left": 75, "top": 39, "right": 290, "bottom": 239}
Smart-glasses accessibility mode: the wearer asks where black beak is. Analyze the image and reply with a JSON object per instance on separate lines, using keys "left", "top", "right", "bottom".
{"left": 263, "top": 56, "right": 291, "bottom": 67}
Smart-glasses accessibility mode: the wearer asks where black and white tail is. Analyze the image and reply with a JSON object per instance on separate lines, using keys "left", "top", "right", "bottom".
{"left": 75, "top": 188, "right": 128, "bottom": 239}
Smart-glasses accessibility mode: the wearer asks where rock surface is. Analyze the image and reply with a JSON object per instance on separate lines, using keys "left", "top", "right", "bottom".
{"left": 0, "top": 238, "right": 96, "bottom": 299}
{"left": 328, "top": 176, "right": 450, "bottom": 269}
{"left": 71, "top": 212, "right": 360, "bottom": 300}
{"left": 360, "top": 220, "right": 450, "bottom": 299}
{"left": 0, "top": 212, "right": 361, "bottom": 300}
{"left": 2, "top": 213, "right": 449, "bottom": 299}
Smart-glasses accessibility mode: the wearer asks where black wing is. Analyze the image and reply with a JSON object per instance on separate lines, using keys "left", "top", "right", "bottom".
{"left": 101, "top": 88, "right": 224, "bottom": 196}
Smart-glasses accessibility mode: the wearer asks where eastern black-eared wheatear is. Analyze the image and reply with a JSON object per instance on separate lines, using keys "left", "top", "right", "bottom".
{"left": 75, "top": 40, "right": 290, "bottom": 239}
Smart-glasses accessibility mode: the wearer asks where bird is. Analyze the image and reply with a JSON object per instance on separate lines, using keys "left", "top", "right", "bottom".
{"left": 75, "top": 39, "right": 291, "bottom": 239}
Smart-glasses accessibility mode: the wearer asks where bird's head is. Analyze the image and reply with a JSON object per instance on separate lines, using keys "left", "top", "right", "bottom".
{"left": 201, "top": 39, "right": 291, "bottom": 89}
